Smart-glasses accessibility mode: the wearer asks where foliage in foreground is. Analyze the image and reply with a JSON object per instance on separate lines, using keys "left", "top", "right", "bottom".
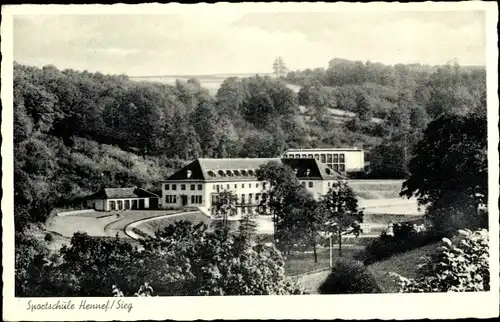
{"left": 318, "top": 258, "right": 381, "bottom": 294}
{"left": 390, "top": 229, "right": 489, "bottom": 292}
{"left": 16, "top": 221, "right": 307, "bottom": 297}
{"left": 354, "top": 222, "right": 443, "bottom": 265}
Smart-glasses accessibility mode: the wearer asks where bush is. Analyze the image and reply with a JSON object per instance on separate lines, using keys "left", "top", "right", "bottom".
{"left": 318, "top": 258, "right": 381, "bottom": 294}
{"left": 44, "top": 233, "right": 53, "bottom": 242}
{"left": 390, "top": 229, "right": 489, "bottom": 292}
{"left": 354, "top": 226, "right": 443, "bottom": 265}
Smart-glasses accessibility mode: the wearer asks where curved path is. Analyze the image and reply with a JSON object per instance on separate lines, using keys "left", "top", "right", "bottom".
{"left": 124, "top": 210, "right": 206, "bottom": 240}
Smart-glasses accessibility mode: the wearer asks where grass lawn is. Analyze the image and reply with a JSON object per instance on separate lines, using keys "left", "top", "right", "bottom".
{"left": 366, "top": 242, "right": 442, "bottom": 293}
{"left": 135, "top": 211, "right": 211, "bottom": 236}
{"left": 284, "top": 247, "right": 360, "bottom": 276}
{"left": 46, "top": 209, "right": 180, "bottom": 239}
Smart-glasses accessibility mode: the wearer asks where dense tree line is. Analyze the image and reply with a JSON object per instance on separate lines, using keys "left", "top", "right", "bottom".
{"left": 13, "top": 63, "right": 303, "bottom": 230}
{"left": 16, "top": 222, "right": 307, "bottom": 297}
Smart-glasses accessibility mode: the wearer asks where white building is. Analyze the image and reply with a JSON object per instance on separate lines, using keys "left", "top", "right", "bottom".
{"left": 86, "top": 187, "right": 160, "bottom": 211}
{"left": 282, "top": 148, "right": 365, "bottom": 174}
{"left": 159, "top": 158, "right": 344, "bottom": 216}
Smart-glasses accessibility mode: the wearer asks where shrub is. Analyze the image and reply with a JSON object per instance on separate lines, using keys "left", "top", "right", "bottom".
{"left": 390, "top": 229, "right": 489, "bottom": 292}
{"left": 44, "top": 233, "right": 53, "bottom": 242}
{"left": 354, "top": 223, "right": 443, "bottom": 265}
{"left": 318, "top": 258, "right": 381, "bottom": 294}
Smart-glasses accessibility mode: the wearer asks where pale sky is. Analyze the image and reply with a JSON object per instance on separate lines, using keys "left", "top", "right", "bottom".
{"left": 13, "top": 10, "right": 486, "bottom": 76}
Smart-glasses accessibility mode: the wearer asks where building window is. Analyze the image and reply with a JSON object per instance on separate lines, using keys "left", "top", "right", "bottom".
{"left": 340, "top": 164, "right": 345, "bottom": 172}
{"left": 302, "top": 154, "right": 307, "bottom": 158}
{"left": 249, "top": 183, "right": 252, "bottom": 188}
{"left": 327, "top": 154, "right": 332, "bottom": 163}
{"left": 165, "top": 195, "right": 177, "bottom": 204}
{"left": 334, "top": 164, "right": 339, "bottom": 172}
{"left": 164, "top": 184, "right": 170, "bottom": 190}
{"left": 308, "top": 154, "right": 313, "bottom": 158}
{"left": 295, "top": 154, "right": 300, "bottom": 158}
{"left": 256, "top": 183, "right": 259, "bottom": 188}
{"left": 110, "top": 200, "right": 116, "bottom": 210}
{"left": 181, "top": 184, "right": 186, "bottom": 191}
{"left": 227, "top": 184, "right": 230, "bottom": 190}
{"left": 191, "top": 195, "right": 195, "bottom": 204}
{"left": 289, "top": 154, "right": 294, "bottom": 158}
{"left": 249, "top": 193, "right": 253, "bottom": 203}
{"left": 263, "top": 182, "right": 267, "bottom": 190}
{"left": 234, "top": 184, "right": 237, "bottom": 189}
{"left": 256, "top": 193, "right": 260, "bottom": 202}
{"left": 190, "top": 184, "right": 195, "bottom": 191}
{"left": 333, "top": 154, "right": 339, "bottom": 162}
{"left": 172, "top": 184, "right": 177, "bottom": 191}
{"left": 198, "top": 184, "right": 202, "bottom": 190}
{"left": 320, "top": 154, "right": 326, "bottom": 163}
{"left": 242, "top": 184, "right": 245, "bottom": 188}
{"left": 328, "top": 182, "right": 331, "bottom": 187}
{"left": 198, "top": 196, "right": 202, "bottom": 204}
{"left": 241, "top": 194, "right": 246, "bottom": 205}
{"left": 340, "top": 153, "right": 345, "bottom": 162}
{"left": 301, "top": 182, "right": 306, "bottom": 187}
{"left": 308, "top": 182, "right": 313, "bottom": 188}
{"left": 125, "top": 200, "right": 130, "bottom": 209}
{"left": 314, "top": 154, "right": 319, "bottom": 160}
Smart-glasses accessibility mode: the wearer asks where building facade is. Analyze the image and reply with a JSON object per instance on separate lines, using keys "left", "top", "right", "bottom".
{"left": 87, "top": 187, "right": 160, "bottom": 211}
{"left": 282, "top": 148, "right": 365, "bottom": 174}
{"left": 160, "top": 158, "right": 344, "bottom": 216}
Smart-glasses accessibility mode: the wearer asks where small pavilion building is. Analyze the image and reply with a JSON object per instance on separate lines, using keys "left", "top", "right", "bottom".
{"left": 86, "top": 187, "right": 160, "bottom": 211}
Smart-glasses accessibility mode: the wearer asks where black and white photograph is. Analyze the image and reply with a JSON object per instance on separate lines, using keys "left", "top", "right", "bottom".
{"left": 1, "top": 2, "right": 498, "bottom": 320}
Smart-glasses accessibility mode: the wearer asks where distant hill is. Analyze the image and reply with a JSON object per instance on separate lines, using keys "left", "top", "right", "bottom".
{"left": 130, "top": 73, "right": 280, "bottom": 96}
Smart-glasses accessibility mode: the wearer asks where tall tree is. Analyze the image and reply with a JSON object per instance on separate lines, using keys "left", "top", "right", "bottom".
{"left": 257, "top": 161, "right": 316, "bottom": 255}
{"left": 273, "top": 57, "right": 288, "bottom": 78}
{"left": 319, "top": 183, "right": 363, "bottom": 257}
{"left": 212, "top": 190, "right": 238, "bottom": 233}
{"left": 400, "top": 111, "right": 487, "bottom": 233}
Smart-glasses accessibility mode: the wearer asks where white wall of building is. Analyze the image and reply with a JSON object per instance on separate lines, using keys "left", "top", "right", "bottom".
{"left": 160, "top": 178, "right": 342, "bottom": 215}
{"left": 283, "top": 149, "right": 365, "bottom": 172}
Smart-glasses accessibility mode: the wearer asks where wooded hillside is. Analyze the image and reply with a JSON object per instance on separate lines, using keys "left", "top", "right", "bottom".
{"left": 13, "top": 59, "right": 486, "bottom": 231}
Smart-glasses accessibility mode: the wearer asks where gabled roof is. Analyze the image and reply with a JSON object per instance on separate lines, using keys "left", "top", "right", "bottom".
{"left": 163, "top": 158, "right": 344, "bottom": 182}
{"left": 282, "top": 158, "right": 343, "bottom": 180}
{"left": 88, "top": 187, "right": 159, "bottom": 200}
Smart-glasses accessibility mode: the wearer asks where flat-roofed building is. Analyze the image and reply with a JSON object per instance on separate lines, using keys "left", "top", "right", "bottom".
{"left": 282, "top": 148, "right": 365, "bottom": 174}
{"left": 160, "top": 158, "right": 344, "bottom": 216}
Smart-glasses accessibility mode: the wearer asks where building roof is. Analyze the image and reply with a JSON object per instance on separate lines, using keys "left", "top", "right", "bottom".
{"left": 162, "top": 158, "right": 344, "bottom": 182}
{"left": 88, "top": 187, "right": 159, "bottom": 200}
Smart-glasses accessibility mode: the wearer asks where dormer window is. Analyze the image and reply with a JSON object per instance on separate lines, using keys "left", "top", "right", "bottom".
{"left": 226, "top": 170, "right": 233, "bottom": 176}
{"left": 207, "top": 171, "right": 216, "bottom": 177}
{"left": 306, "top": 169, "right": 311, "bottom": 177}
{"left": 248, "top": 169, "right": 255, "bottom": 176}
{"left": 241, "top": 170, "right": 248, "bottom": 176}
{"left": 233, "top": 170, "right": 240, "bottom": 176}
{"left": 218, "top": 170, "right": 226, "bottom": 176}
{"left": 186, "top": 170, "right": 192, "bottom": 178}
